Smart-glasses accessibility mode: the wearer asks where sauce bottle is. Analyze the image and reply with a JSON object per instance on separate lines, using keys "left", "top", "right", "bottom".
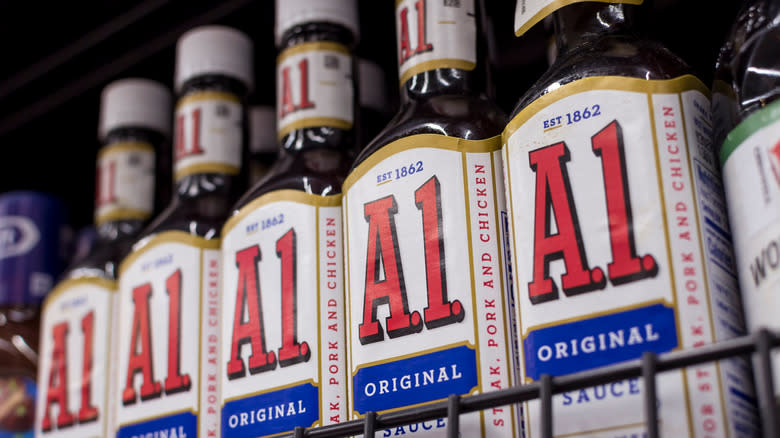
{"left": 343, "top": 0, "right": 518, "bottom": 436}
{"left": 219, "top": 1, "right": 356, "bottom": 435}
{"left": 0, "top": 191, "right": 66, "bottom": 438}
{"left": 247, "top": 106, "right": 278, "bottom": 186}
{"left": 114, "top": 26, "right": 252, "bottom": 438}
{"left": 503, "top": 1, "right": 758, "bottom": 436}
{"left": 713, "top": 0, "right": 780, "bottom": 414}
{"left": 35, "top": 78, "right": 170, "bottom": 438}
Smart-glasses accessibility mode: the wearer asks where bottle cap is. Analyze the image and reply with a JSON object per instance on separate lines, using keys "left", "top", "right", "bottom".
{"left": 249, "top": 106, "right": 278, "bottom": 154}
{"left": 98, "top": 78, "right": 172, "bottom": 140}
{"left": 358, "top": 58, "right": 388, "bottom": 113}
{"left": 275, "top": 0, "right": 360, "bottom": 46}
{"left": 175, "top": 25, "right": 255, "bottom": 93}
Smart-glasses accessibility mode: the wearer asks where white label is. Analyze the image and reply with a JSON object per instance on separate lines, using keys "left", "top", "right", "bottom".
{"left": 277, "top": 42, "right": 354, "bottom": 140}
{"left": 115, "top": 232, "right": 221, "bottom": 438}
{"left": 502, "top": 75, "right": 757, "bottom": 437}
{"left": 220, "top": 192, "right": 347, "bottom": 437}
{"left": 174, "top": 92, "right": 243, "bottom": 180}
{"left": 36, "top": 278, "right": 115, "bottom": 438}
{"left": 343, "top": 135, "right": 518, "bottom": 437}
{"left": 396, "top": 0, "right": 477, "bottom": 85}
{"left": 513, "top": 0, "right": 643, "bottom": 36}
{"left": 721, "top": 101, "right": 780, "bottom": 397}
{"left": 94, "top": 142, "right": 155, "bottom": 225}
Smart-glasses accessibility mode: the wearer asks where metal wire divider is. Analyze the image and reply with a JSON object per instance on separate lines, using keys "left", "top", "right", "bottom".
{"left": 280, "top": 329, "right": 780, "bottom": 438}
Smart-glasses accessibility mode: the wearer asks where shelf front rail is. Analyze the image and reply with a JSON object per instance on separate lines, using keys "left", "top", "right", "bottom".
{"left": 278, "top": 329, "right": 780, "bottom": 438}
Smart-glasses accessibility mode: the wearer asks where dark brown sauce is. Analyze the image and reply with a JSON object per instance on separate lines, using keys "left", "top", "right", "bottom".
{"left": 232, "top": 22, "right": 357, "bottom": 210}
{"left": 509, "top": 3, "right": 692, "bottom": 121}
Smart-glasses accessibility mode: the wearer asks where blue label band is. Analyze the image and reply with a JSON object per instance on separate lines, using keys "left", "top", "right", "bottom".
{"left": 117, "top": 411, "right": 197, "bottom": 438}
{"left": 221, "top": 383, "right": 319, "bottom": 438}
{"left": 353, "top": 345, "right": 478, "bottom": 414}
{"left": 523, "top": 303, "right": 678, "bottom": 380}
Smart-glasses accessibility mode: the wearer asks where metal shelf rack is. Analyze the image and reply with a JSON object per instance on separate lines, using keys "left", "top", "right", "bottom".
{"left": 282, "top": 330, "right": 780, "bottom": 438}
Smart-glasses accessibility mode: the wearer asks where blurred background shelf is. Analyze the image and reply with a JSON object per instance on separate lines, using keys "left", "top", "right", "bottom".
{"left": 0, "top": 0, "right": 741, "bottom": 228}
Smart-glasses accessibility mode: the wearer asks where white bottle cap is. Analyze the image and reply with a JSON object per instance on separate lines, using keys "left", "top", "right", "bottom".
{"left": 98, "top": 78, "right": 172, "bottom": 140}
{"left": 175, "top": 25, "right": 254, "bottom": 93}
{"left": 249, "top": 106, "right": 278, "bottom": 154}
{"left": 358, "top": 58, "right": 388, "bottom": 113}
{"left": 275, "top": 0, "right": 360, "bottom": 46}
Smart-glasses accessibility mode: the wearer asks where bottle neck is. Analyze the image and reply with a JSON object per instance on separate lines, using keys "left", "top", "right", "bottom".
{"left": 395, "top": 0, "right": 486, "bottom": 103}
{"left": 553, "top": 3, "right": 638, "bottom": 57}
{"left": 95, "top": 127, "right": 164, "bottom": 240}
{"left": 174, "top": 75, "right": 248, "bottom": 201}
{"left": 277, "top": 23, "right": 357, "bottom": 154}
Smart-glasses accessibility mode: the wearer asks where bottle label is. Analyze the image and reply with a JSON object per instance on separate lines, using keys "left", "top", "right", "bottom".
{"left": 95, "top": 141, "right": 156, "bottom": 225}
{"left": 115, "top": 232, "right": 221, "bottom": 438}
{"left": 277, "top": 42, "right": 354, "bottom": 140}
{"left": 343, "top": 134, "right": 519, "bottom": 437}
{"left": 174, "top": 91, "right": 243, "bottom": 181}
{"left": 513, "top": 0, "right": 643, "bottom": 36}
{"left": 396, "top": 0, "right": 477, "bottom": 86}
{"left": 502, "top": 75, "right": 758, "bottom": 436}
{"left": 220, "top": 191, "right": 347, "bottom": 437}
{"left": 0, "top": 375, "right": 36, "bottom": 438}
{"left": 35, "top": 277, "right": 116, "bottom": 438}
{"left": 720, "top": 99, "right": 780, "bottom": 395}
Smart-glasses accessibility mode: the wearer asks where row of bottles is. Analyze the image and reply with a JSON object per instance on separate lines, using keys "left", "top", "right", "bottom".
{"left": 26, "top": 0, "right": 778, "bottom": 438}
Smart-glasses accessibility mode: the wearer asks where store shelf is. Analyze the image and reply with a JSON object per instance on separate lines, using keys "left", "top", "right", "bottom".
{"left": 277, "top": 330, "right": 780, "bottom": 438}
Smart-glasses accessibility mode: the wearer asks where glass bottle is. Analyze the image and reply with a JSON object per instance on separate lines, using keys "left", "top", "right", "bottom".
{"left": 35, "top": 78, "right": 170, "bottom": 438}
{"left": 114, "top": 26, "right": 252, "bottom": 438}
{"left": 343, "top": 0, "right": 518, "bottom": 436}
{"left": 503, "top": 2, "right": 758, "bottom": 436}
{"left": 219, "top": 1, "right": 357, "bottom": 436}
{"left": 713, "top": 0, "right": 780, "bottom": 416}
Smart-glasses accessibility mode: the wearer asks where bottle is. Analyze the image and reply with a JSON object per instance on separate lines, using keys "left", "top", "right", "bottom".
{"left": 713, "top": 0, "right": 780, "bottom": 412}
{"left": 357, "top": 58, "right": 392, "bottom": 150}
{"left": 503, "top": 1, "right": 758, "bottom": 436}
{"left": 219, "top": 2, "right": 356, "bottom": 436}
{"left": 343, "top": 1, "right": 517, "bottom": 436}
{"left": 0, "top": 191, "right": 67, "bottom": 438}
{"left": 114, "top": 26, "right": 252, "bottom": 438}
{"left": 247, "top": 106, "right": 278, "bottom": 186}
{"left": 35, "top": 78, "right": 170, "bottom": 438}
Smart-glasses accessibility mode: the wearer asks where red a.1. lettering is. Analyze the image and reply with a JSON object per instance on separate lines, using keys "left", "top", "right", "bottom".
{"left": 276, "top": 229, "right": 311, "bottom": 366}
{"left": 175, "top": 108, "right": 205, "bottom": 160}
{"left": 526, "top": 119, "right": 658, "bottom": 305}
{"left": 359, "top": 175, "right": 464, "bottom": 345}
{"left": 123, "top": 269, "right": 193, "bottom": 403}
{"left": 41, "top": 311, "right": 99, "bottom": 431}
{"left": 95, "top": 159, "right": 117, "bottom": 208}
{"left": 591, "top": 120, "right": 657, "bottom": 284}
{"left": 227, "top": 245, "right": 277, "bottom": 380}
{"left": 122, "top": 283, "right": 161, "bottom": 405}
{"left": 280, "top": 58, "right": 316, "bottom": 119}
{"left": 398, "top": 0, "right": 434, "bottom": 66}
{"left": 41, "top": 322, "right": 75, "bottom": 431}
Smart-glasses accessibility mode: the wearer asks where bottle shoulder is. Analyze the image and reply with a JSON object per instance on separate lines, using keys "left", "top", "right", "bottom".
{"left": 509, "top": 35, "right": 693, "bottom": 120}
{"left": 353, "top": 94, "right": 507, "bottom": 169}
{"left": 231, "top": 151, "right": 351, "bottom": 213}
{"left": 62, "top": 236, "right": 134, "bottom": 280}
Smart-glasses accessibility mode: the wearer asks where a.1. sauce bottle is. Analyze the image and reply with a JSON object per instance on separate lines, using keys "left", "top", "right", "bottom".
{"left": 114, "top": 26, "right": 252, "bottom": 438}
{"left": 219, "top": 1, "right": 356, "bottom": 436}
{"left": 343, "top": 0, "right": 518, "bottom": 436}
{"left": 36, "top": 78, "right": 170, "bottom": 438}
{"left": 503, "top": 1, "right": 758, "bottom": 436}
{"left": 713, "top": 0, "right": 780, "bottom": 418}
